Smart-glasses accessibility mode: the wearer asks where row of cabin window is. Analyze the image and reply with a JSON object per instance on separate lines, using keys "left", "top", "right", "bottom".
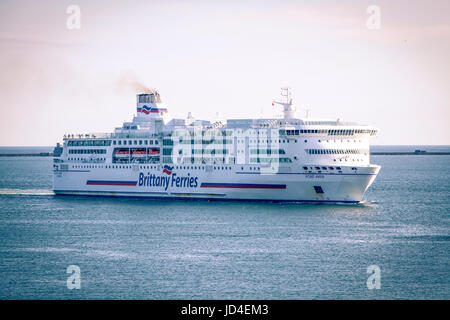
{"left": 236, "top": 139, "right": 365, "bottom": 144}
{"left": 71, "top": 164, "right": 262, "bottom": 171}
{"left": 279, "top": 129, "right": 376, "bottom": 136}
{"left": 307, "top": 149, "right": 368, "bottom": 155}
{"left": 73, "top": 165, "right": 105, "bottom": 169}
{"left": 162, "top": 157, "right": 234, "bottom": 164}
{"left": 162, "top": 139, "right": 233, "bottom": 146}
{"left": 281, "top": 129, "right": 327, "bottom": 135}
{"left": 177, "top": 139, "right": 233, "bottom": 144}
{"left": 68, "top": 158, "right": 106, "bottom": 161}
{"left": 303, "top": 166, "right": 342, "bottom": 171}
{"left": 245, "top": 139, "right": 360, "bottom": 144}
{"left": 328, "top": 129, "right": 376, "bottom": 135}
{"left": 73, "top": 165, "right": 159, "bottom": 169}
{"left": 70, "top": 164, "right": 360, "bottom": 171}
{"left": 113, "top": 140, "right": 159, "bottom": 146}
{"left": 164, "top": 138, "right": 366, "bottom": 146}
{"left": 171, "top": 165, "right": 234, "bottom": 170}
{"left": 162, "top": 149, "right": 229, "bottom": 155}
{"left": 169, "top": 165, "right": 261, "bottom": 171}
{"left": 168, "top": 139, "right": 297, "bottom": 144}
{"left": 68, "top": 149, "right": 106, "bottom": 154}
{"left": 168, "top": 131, "right": 233, "bottom": 137}
{"left": 250, "top": 149, "right": 286, "bottom": 154}
{"left": 248, "top": 139, "right": 297, "bottom": 143}
{"left": 250, "top": 157, "right": 293, "bottom": 163}
{"left": 111, "top": 148, "right": 160, "bottom": 152}
{"left": 67, "top": 140, "right": 111, "bottom": 146}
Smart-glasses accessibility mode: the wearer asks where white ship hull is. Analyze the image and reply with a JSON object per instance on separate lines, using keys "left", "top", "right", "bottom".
{"left": 53, "top": 164, "right": 380, "bottom": 203}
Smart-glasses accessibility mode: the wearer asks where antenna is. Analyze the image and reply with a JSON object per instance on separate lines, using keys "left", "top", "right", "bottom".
{"left": 272, "top": 87, "right": 295, "bottom": 119}
{"left": 280, "top": 87, "right": 292, "bottom": 104}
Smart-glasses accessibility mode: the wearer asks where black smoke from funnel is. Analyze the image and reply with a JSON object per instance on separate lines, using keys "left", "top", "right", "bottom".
{"left": 115, "top": 71, "right": 155, "bottom": 94}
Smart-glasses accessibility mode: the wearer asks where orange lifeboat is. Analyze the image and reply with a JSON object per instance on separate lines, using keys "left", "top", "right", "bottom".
{"left": 148, "top": 148, "right": 160, "bottom": 155}
{"left": 132, "top": 150, "right": 146, "bottom": 156}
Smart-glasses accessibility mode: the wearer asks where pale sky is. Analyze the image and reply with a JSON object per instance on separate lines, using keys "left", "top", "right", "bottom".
{"left": 0, "top": 0, "right": 449, "bottom": 146}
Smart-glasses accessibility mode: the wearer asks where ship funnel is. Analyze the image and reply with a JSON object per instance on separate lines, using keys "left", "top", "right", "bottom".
{"left": 136, "top": 90, "right": 168, "bottom": 118}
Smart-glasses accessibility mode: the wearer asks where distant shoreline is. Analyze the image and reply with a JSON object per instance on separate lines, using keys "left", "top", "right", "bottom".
{"left": 1, "top": 152, "right": 449, "bottom": 157}
{"left": 0, "top": 153, "right": 53, "bottom": 157}
{"left": 371, "top": 152, "right": 450, "bottom": 155}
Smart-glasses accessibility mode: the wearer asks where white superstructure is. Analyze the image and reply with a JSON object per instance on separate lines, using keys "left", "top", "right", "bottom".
{"left": 53, "top": 88, "right": 380, "bottom": 203}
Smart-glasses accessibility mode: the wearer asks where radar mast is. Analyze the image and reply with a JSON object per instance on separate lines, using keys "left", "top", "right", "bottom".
{"left": 273, "top": 87, "right": 295, "bottom": 119}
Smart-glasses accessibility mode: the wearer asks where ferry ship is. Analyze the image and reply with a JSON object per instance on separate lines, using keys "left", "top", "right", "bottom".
{"left": 53, "top": 88, "right": 380, "bottom": 203}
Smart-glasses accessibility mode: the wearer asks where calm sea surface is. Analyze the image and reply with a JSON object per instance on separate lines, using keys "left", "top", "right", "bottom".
{"left": 0, "top": 148, "right": 449, "bottom": 299}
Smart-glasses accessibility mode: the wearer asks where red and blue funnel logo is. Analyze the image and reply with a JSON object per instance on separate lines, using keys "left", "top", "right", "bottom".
{"left": 137, "top": 105, "right": 168, "bottom": 114}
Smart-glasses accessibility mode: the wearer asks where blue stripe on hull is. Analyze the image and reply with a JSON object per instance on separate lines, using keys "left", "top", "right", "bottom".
{"left": 236, "top": 172, "right": 377, "bottom": 176}
{"left": 86, "top": 180, "right": 137, "bottom": 186}
{"left": 200, "top": 182, "right": 286, "bottom": 189}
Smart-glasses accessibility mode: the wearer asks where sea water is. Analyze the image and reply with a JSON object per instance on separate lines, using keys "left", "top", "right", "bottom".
{"left": 0, "top": 149, "right": 448, "bottom": 299}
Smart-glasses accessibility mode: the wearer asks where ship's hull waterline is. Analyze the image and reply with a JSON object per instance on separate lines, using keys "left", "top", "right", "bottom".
{"left": 54, "top": 164, "right": 380, "bottom": 203}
